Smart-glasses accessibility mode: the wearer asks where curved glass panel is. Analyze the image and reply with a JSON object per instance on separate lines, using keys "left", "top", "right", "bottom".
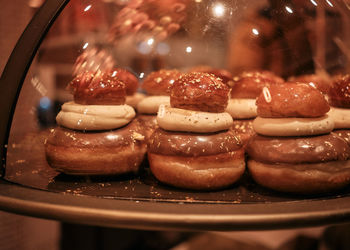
{"left": 5, "top": 0, "right": 350, "bottom": 203}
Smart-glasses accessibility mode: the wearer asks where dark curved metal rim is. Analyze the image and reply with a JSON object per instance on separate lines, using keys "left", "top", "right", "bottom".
{"left": 0, "top": 179, "right": 349, "bottom": 231}
{"left": 0, "top": 0, "right": 69, "bottom": 177}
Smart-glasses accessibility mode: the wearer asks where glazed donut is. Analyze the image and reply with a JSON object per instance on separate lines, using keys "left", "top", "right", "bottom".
{"left": 334, "top": 129, "right": 350, "bottom": 146}
{"left": 141, "top": 69, "right": 182, "bottom": 95}
{"left": 136, "top": 114, "right": 158, "bottom": 141}
{"left": 256, "top": 83, "right": 330, "bottom": 118}
{"left": 246, "top": 133, "right": 350, "bottom": 164}
{"left": 45, "top": 119, "right": 147, "bottom": 175}
{"left": 328, "top": 74, "right": 350, "bottom": 108}
{"left": 246, "top": 133, "right": 350, "bottom": 194}
{"left": 230, "top": 119, "right": 255, "bottom": 146}
{"left": 148, "top": 128, "right": 244, "bottom": 190}
{"left": 69, "top": 71, "right": 126, "bottom": 105}
{"left": 230, "top": 70, "right": 284, "bottom": 98}
{"left": 288, "top": 74, "right": 330, "bottom": 95}
{"left": 170, "top": 72, "right": 230, "bottom": 113}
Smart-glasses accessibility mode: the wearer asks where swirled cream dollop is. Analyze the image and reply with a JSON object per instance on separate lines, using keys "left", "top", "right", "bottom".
{"left": 157, "top": 105, "right": 233, "bottom": 133}
{"left": 328, "top": 107, "right": 350, "bottom": 129}
{"left": 253, "top": 115, "right": 334, "bottom": 136}
{"left": 56, "top": 101, "right": 135, "bottom": 131}
{"left": 137, "top": 96, "right": 170, "bottom": 114}
{"left": 225, "top": 98, "right": 257, "bottom": 119}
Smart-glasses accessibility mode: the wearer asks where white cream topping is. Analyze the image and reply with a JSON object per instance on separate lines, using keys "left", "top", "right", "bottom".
{"left": 225, "top": 98, "right": 257, "bottom": 119}
{"left": 328, "top": 107, "right": 350, "bottom": 129}
{"left": 253, "top": 115, "right": 334, "bottom": 136}
{"left": 137, "top": 95, "right": 170, "bottom": 114}
{"left": 56, "top": 101, "right": 135, "bottom": 131}
{"left": 157, "top": 105, "right": 233, "bottom": 133}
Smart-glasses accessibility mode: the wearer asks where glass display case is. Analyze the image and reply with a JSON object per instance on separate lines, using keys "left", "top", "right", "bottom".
{"left": 0, "top": 0, "right": 350, "bottom": 231}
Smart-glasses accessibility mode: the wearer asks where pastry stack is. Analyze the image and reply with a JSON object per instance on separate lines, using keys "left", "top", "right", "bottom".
{"left": 148, "top": 72, "right": 245, "bottom": 190}
{"left": 45, "top": 70, "right": 147, "bottom": 175}
{"left": 246, "top": 82, "right": 350, "bottom": 194}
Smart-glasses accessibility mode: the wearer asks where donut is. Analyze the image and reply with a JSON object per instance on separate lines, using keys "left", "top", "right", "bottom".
{"left": 288, "top": 74, "right": 330, "bottom": 95}
{"left": 328, "top": 74, "right": 350, "bottom": 108}
{"left": 136, "top": 114, "right": 158, "bottom": 141}
{"left": 256, "top": 83, "right": 330, "bottom": 118}
{"left": 148, "top": 128, "right": 245, "bottom": 190}
{"left": 230, "top": 70, "right": 284, "bottom": 98}
{"left": 247, "top": 160, "right": 350, "bottom": 194}
{"left": 45, "top": 119, "right": 147, "bottom": 175}
{"left": 246, "top": 133, "right": 350, "bottom": 194}
{"left": 247, "top": 133, "right": 350, "bottom": 164}
{"left": 141, "top": 69, "right": 182, "bottom": 96}
{"left": 334, "top": 130, "right": 350, "bottom": 146}
{"left": 230, "top": 119, "right": 255, "bottom": 146}
{"left": 69, "top": 71, "right": 126, "bottom": 105}
{"left": 170, "top": 72, "right": 230, "bottom": 113}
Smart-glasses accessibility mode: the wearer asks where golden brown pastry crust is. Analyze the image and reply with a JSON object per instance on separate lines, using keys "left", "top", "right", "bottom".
{"left": 329, "top": 74, "right": 350, "bottom": 108}
{"left": 45, "top": 120, "right": 146, "bottom": 175}
{"left": 141, "top": 69, "right": 182, "bottom": 96}
{"left": 170, "top": 72, "right": 230, "bottom": 113}
{"left": 256, "top": 83, "right": 330, "bottom": 118}
{"left": 69, "top": 71, "right": 126, "bottom": 105}
{"left": 248, "top": 159, "right": 350, "bottom": 194}
{"left": 148, "top": 151, "right": 245, "bottom": 190}
{"left": 230, "top": 71, "right": 284, "bottom": 98}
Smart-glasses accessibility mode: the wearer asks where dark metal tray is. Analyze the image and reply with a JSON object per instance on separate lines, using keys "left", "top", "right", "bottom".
{"left": 0, "top": 131, "right": 350, "bottom": 231}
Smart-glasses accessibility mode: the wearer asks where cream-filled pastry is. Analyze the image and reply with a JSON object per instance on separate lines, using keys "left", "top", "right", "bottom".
{"left": 328, "top": 75, "right": 350, "bottom": 147}
{"left": 137, "top": 69, "right": 182, "bottom": 140}
{"left": 45, "top": 70, "right": 147, "bottom": 175}
{"left": 148, "top": 72, "right": 245, "bottom": 190}
{"left": 246, "top": 82, "right": 350, "bottom": 194}
{"left": 227, "top": 70, "right": 284, "bottom": 145}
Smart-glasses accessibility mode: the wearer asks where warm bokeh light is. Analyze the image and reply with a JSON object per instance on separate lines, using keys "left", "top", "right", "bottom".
{"left": 252, "top": 28, "right": 259, "bottom": 36}
{"left": 326, "top": 0, "right": 334, "bottom": 7}
{"left": 82, "top": 42, "right": 89, "bottom": 49}
{"left": 310, "top": 0, "right": 318, "bottom": 6}
{"left": 212, "top": 3, "right": 225, "bottom": 18}
{"left": 285, "top": 6, "right": 293, "bottom": 14}
{"left": 84, "top": 4, "right": 91, "bottom": 12}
